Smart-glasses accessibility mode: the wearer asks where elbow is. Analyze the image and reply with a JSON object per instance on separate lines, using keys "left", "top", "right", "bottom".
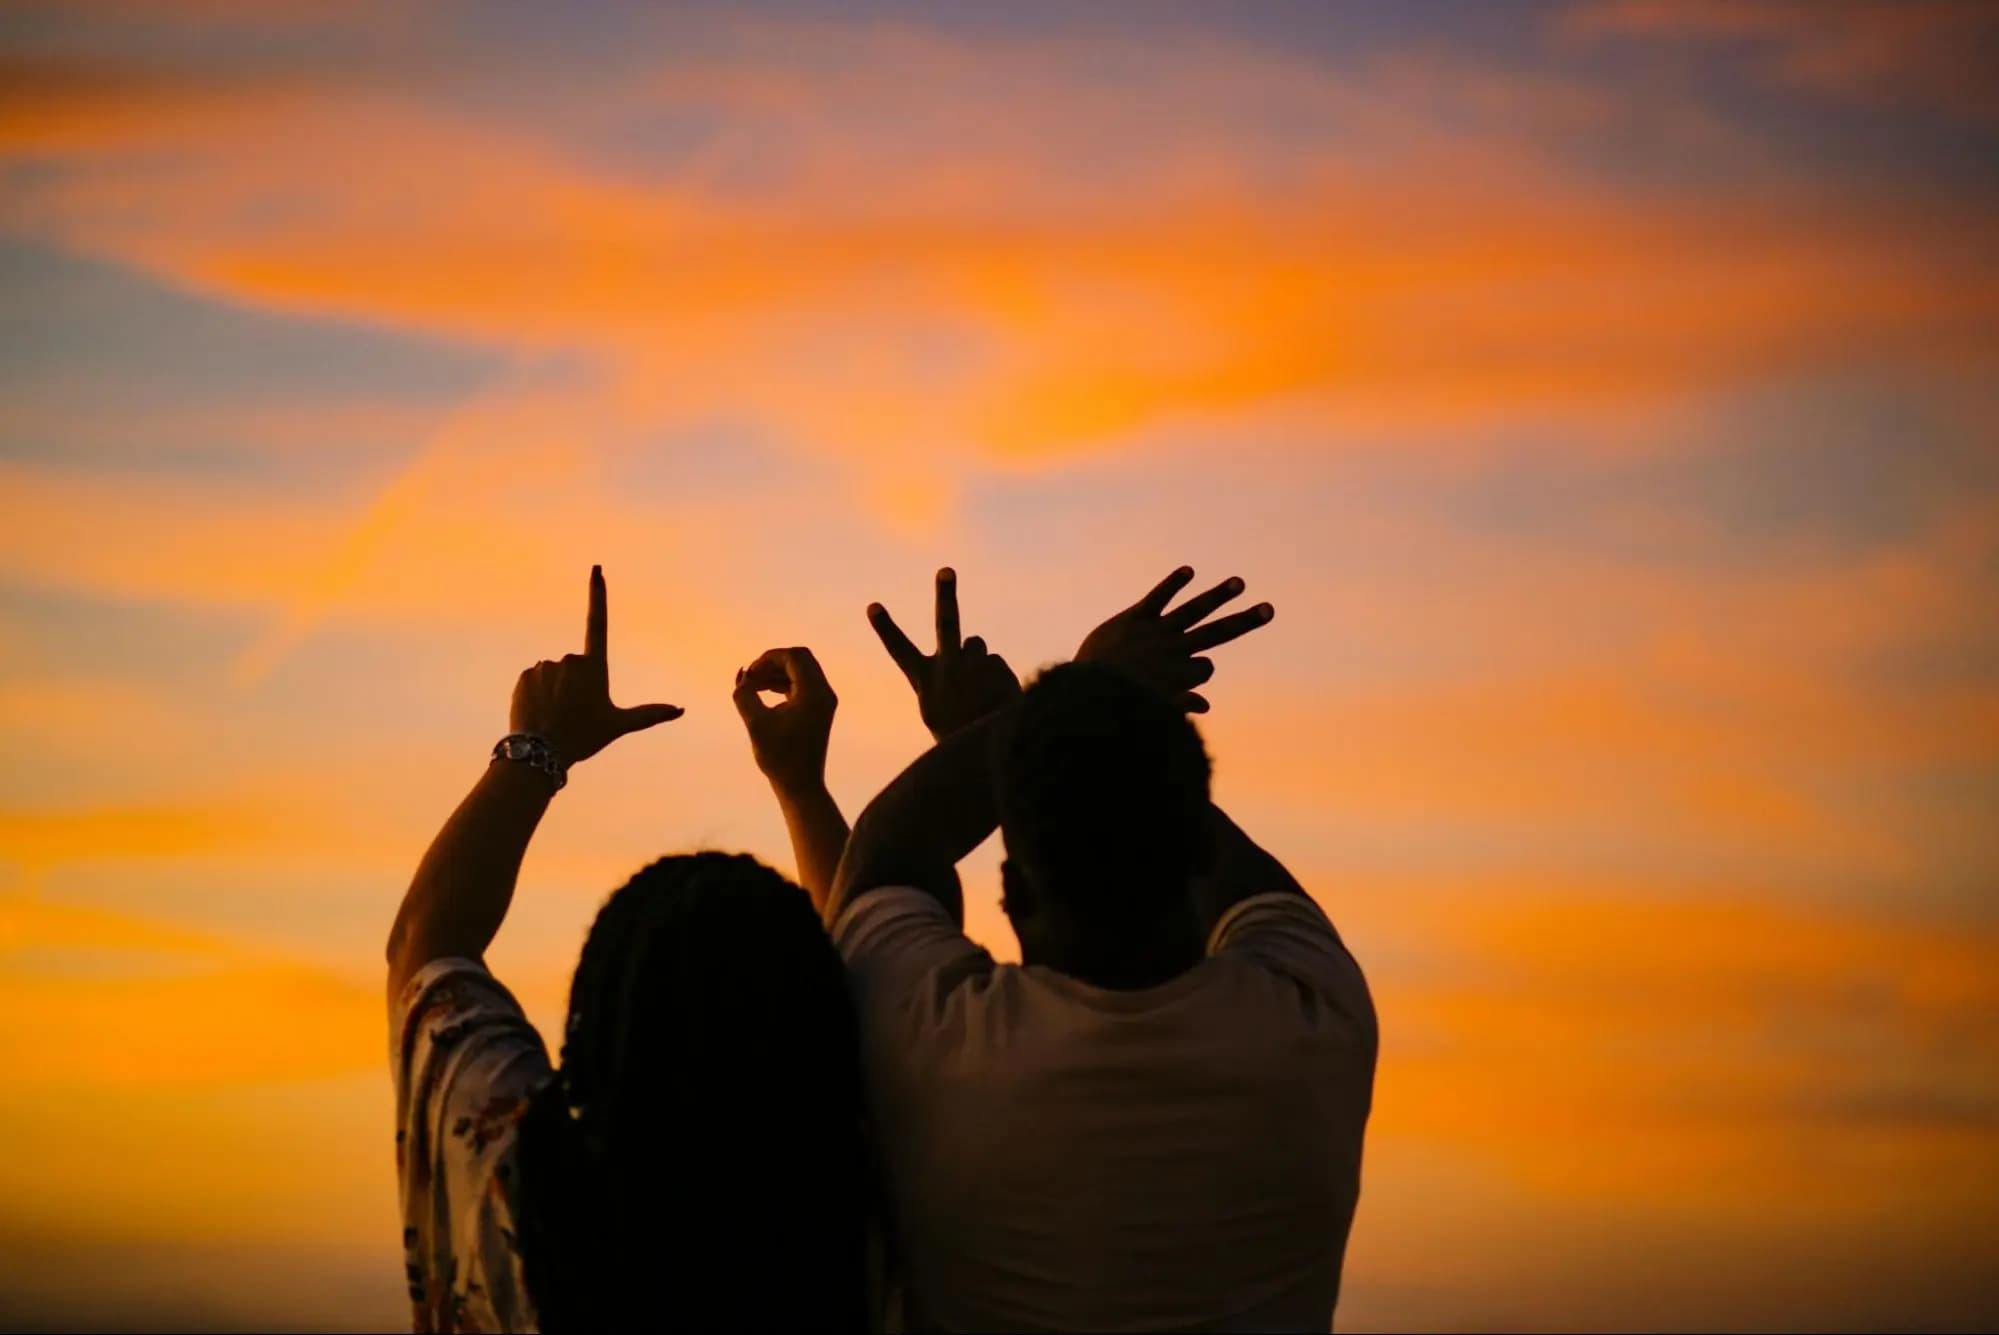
{"left": 834, "top": 808, "right": 883, "bottom": 886}
{"left": 826, "top": 811, "right": 893, "bottom": 925}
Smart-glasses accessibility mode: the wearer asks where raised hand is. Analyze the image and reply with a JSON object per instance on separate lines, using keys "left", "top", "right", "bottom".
{"left": 1075, "top": 566, "right": 1273, "bottom": 713}
{"left": 510, "top": 565, "right": 682, "bottom": 765}
{"left": 869, "top": 567, "right": 1021, "bottom": 741}
{"left": 733, "top": 646, "right": 838, "bottom": 791}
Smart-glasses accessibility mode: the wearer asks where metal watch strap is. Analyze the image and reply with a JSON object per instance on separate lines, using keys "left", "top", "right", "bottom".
{"left": 492, "top": 732, "right": 568, "bottom": 791}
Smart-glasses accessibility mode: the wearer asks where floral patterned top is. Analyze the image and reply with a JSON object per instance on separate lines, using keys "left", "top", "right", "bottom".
{"left": 391, "top": 957, "right": 551, "bottom": 1334}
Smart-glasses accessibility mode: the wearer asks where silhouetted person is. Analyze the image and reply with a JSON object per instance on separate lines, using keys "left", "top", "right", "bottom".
{"left": 831, "top": 567, "right": 1377, "bottom": 1332}
{"left": 386, "top": 568, "right": 873, "bottom": 1332}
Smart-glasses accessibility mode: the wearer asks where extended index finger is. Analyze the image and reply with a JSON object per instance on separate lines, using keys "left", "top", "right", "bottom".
{"left": 585, "top": 564, "right": 608, "bottom": 660}
{"left": 935, "top": 567, "right": 961, "bottom": 655}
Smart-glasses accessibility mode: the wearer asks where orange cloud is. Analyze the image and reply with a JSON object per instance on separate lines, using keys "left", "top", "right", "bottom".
{"left": 2, "top": 26, "right": 1993, "bottom": 482}
{"left": 1202, "top": 486, "right": 1999, "bottom": 885}
{"left": 0, "top": 804, "right": 249, "bottom": 872}
{"left": 0, "top": 895, "right": 379, "bottom": 1085}
{"left": 1312, "top": 872, "right": 1999, "bottom": 1209}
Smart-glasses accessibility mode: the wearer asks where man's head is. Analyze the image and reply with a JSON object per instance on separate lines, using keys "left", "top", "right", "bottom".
{"left": 996, "top": 662, "right": 1213, "bottom": 988}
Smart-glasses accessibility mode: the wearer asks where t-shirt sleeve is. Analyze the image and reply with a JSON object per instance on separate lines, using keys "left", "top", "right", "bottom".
{"left": 389, "top": 957, "right": 551, "bottom": 1333}
{"left": 1208, "top": 893, "right": 1376, "bottom": 1040}
{"left": 832, "top": 887, "right": 995, "bottom": 1036}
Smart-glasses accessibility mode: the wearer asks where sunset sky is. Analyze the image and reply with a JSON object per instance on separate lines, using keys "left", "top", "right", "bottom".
{"left": 2, "top": 0, "right": 1996, "bottom": 1328}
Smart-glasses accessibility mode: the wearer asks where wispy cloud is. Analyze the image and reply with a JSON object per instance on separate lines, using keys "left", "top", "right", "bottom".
{"left": 1564, "top": 0, "right": 1999, "bottom": 124}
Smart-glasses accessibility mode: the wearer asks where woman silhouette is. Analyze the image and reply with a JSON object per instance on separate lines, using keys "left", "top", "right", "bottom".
{"left": 386, "top": 567, "right": 873, "bottom": 1332}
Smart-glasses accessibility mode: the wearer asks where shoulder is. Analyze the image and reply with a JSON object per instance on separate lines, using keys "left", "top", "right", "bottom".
{"left": 391, "top": 958, "right": 552, "bottom": 1190}
{"left": 831, "top": 887, "right": 1007, "bottom": 1047}
{"left": 393, "top": 958, "right": 537, "bottom": 1059}
{"left": 832, "top": 887, "right": 996, "bottom": 987}
{"left": 1208, "top": 894, "right": 1376, "bottom": 1046}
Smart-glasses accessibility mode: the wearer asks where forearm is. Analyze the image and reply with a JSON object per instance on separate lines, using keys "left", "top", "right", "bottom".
{"left": 1193, "top": 803, "right": 1308, "bottom": 937}
{"left": 828, "top": 706, "right": 1009, "bottom": 924}
{"left": 769, "top": 778, "right": 849, "bottom": 915}
{"left": 387, "top": 761, "right": 554, "bottom": 996}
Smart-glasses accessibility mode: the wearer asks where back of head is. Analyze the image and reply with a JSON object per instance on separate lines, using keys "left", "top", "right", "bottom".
{"left": 517, "top": 852, "right": 869, "bottom": 1332}
{"left": 996, "top": 662, "right": 1213, "bottom": 985}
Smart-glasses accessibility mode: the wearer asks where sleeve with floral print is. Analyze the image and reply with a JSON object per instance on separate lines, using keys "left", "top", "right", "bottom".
{"left": 391, "top": 957, "right": 552, "bottom": 1333}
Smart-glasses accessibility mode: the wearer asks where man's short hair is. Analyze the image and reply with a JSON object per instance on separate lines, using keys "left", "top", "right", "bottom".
{"left": 996, "top": 661, "right": 1212, "bottom": 937}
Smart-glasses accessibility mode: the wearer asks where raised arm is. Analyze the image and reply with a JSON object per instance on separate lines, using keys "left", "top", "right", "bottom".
{"left": 386, "top": 566, "right": 681, "bottom": 998}
{"left": 733, "top": 646, "right": 847, "bottom": 913}
{"left": 835, "top": 564, "right": 1278, "bottom": 928}
{"left": 828, "top": 704, "right": 1012, "bottom": 928}
{"left": 823, "top": 567, "right": 1023, "bottom": 926}
{"left": 1195, "top": 803, "right": 1310, "bottom": 938}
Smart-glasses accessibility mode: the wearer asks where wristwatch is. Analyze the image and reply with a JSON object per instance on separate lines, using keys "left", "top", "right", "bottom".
{"left": 492, "top": 732, "right": 567, "bottom": 791}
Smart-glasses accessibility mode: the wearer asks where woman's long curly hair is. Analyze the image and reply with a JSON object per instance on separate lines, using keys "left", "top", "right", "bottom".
{"left": 515, "top": 852, "right": 871, "bottom": 1331}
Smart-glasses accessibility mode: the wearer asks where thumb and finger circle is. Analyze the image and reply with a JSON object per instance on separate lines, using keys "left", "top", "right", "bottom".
{"left": 735, "top": 646, "right": 833, "bottom": 711}
{"left": 740, "top": 648, "right": 795, "bottom": 686}
{"left": 740, "top": 653, "right": 790, "bottom": 694}
{"left": 734, "top": 650, "right": 787, "bottom": 713}
{"left": 777, "top": 645, "right": 835, "bottom": 702}
{"left": 731, "top": 666, "right": 769, "bottom": 720}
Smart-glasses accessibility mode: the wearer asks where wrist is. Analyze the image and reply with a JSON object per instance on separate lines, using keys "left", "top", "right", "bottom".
{"left": 766, "top": 768, "right": 832, "bottom": 802}
{"left": 492, "top": 732, "right": 568, "bottom": 792}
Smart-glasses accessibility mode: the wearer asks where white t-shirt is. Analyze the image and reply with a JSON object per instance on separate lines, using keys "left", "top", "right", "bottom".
{"left": 835, "top": 888, "right": 1377, "bottom": 1333}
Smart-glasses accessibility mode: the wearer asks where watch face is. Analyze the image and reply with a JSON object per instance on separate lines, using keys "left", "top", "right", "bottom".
{"left": 504, "top": 737, "right": 533, "bottom": 760}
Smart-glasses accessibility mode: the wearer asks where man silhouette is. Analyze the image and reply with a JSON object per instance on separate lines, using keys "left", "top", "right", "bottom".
{"left": 830, "top": 567, "right": 1377, "bottom": 1332}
